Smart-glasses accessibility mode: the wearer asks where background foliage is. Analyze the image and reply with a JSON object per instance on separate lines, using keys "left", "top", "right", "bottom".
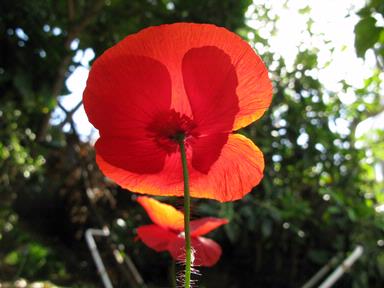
{"left": 1, "top": 0, "right": 383, "bottom": 287}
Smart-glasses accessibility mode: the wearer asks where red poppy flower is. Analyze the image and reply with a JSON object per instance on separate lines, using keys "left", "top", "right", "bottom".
{"left": 83, "top": 23, "right": 272, "bottom": 202}
{"left": 136, "top": 196, "right": 228, "bottom": 267}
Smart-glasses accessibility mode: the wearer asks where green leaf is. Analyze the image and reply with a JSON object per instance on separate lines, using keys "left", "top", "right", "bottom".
{"left": 354, "top": 16, "right": 382, "bottom": 57}
{"left": 298, "top": 6, "right": 311, "bottom": 14}
{"left": 4, "top": 251, "right": 19, "bottom": 265}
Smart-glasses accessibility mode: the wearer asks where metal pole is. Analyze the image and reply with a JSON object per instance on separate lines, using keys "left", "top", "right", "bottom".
{"left": 318, "top": 245, "right": 364, "bottom": 288}
{"left": 85, "top": 227, "right": 113, "bottom": 288}
{"left": 301, "top": 255, "right": 339, "bottom": 288}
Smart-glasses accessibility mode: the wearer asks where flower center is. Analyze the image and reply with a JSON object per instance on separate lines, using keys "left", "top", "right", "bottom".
{"left": 147, "top": 109, "right": 198, "bottom": 153}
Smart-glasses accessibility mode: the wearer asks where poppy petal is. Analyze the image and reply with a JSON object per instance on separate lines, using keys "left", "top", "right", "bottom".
{"left": 83, "top": 54, "right": 172, "bottom": 136}
{"left": 192, "top": 237, "right": 223, "bottom": 267}
{"left": 190, "top": 133, "right": 229, "bottom": 174}
{"left": 83, "top": 53, "right": 172, "bottom": 174}
{"left": 190, "top": 217, "right": 228, "bottom": 237}
{"left": 189, "top": 133, "right": 264, "bottom": 201}
{"left": 182, "top": 46, "right": 239, "bottom": 135}
{"left": 230, "top": 45, "right": 273, "bottom": 130}
{"left": 167, "top": 236, "right": 185, "bottom": 263}
{"left": 137, "top": 196, "right": 184, "bottom": 231}
{"left": 105, "top": 23, "right": 271, "bottom": 122}
{"left": 96, "top": 134, "right": 264, "bottom": 202}
{"left": 168, "top": 236, "right": 222, "bottom": 267}
{"left": 96, "top": 153, "right": 184, "bottom": 197}
{"left": 95, "top": 138, "right": 166, "bottom": 174}
{"left": 136, "top": 224, "right": 177, "bottom": 252}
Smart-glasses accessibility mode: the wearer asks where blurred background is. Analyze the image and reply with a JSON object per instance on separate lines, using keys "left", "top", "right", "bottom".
{"left": 1, "top": 0, "right": 384, "bottom": 287}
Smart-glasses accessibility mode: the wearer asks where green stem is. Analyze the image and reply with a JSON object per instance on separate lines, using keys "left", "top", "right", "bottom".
{"left": 177, "top": 136, "right": 191, "bottom": 288}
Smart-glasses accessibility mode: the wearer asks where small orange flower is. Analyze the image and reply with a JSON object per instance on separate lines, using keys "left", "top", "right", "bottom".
{"left": 136, "top": 196, "right": 228, "bottom": 267}
{"left": 83, "top": 23, "right": 272, "bottom": 202}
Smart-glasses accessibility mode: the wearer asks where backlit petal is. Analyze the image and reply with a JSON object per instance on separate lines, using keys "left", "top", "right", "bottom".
{"left": 95, "top": 138, "right": 166, "bottom": 174}
{"left": 105, "top": 23, "right": 271, "bottom": 121}
{"left": 181, "top": 46, "right": 239, "bottom": 173}
{"left": 83, "top": 53, "right": 172, "bottom": 174}
{"left": 190, "top": 133, "right": 229, "bottom": 174}
{"left": 137, "top": 196, "right": 184, "bottom": 231}
{"left": 189, "top": 134, "right": 265, "bottom": 201}
{"left": 96, "top": 153, "right": 184, "bottom": 197}
{"left": 84, "top": 54, "right": 172, "bottom": 136}
{"left": 230, "top": 44, "right": 273, "bottom": 130}
{"left": 136, "top": 224, "right": 177, "bottom": 252}
{"left": 182, "top": 46, "right": 239, "bottom": 135}
{"left": 97, "top": 134, "right": 264, "bottom": 202}
{"left": 168, "top": 236, "right": 222, "bottom": 267}
{"left": 190, "top": 217, "right": 228, "bottom": 237}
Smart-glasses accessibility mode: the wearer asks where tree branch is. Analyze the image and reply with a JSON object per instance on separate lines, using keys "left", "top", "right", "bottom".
{"left": 37, "top": 0, "right": 104, "bottom": 142}
{"left": 57, "top": 100, "right": 83, "bottom": 133}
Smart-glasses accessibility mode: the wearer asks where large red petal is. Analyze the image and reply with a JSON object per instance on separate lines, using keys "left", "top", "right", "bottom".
{"left": 136, "top": 224, "right": 177, "bottom": 252}
{"left": 190, "top": 217, "right": 228, "bottom": 237}
{"left": 190, "top": 133, "right": 229, "bottom": 174}
{"left": 105, "top": 23, "right": 271, "bottom": 122}
{"left": 182, "top": 46, "right": 239, "bottom": 135}
{"left": 84, "top": 54, "right": 172, "bottom": 136}
{"left": 95, "top": 137, "right": 166, "bottom": 174}
{"left": 83, "top": 53, "right": 171, "bottom": 174}
{"left": 137, "top": 196, "right": 184, "bottom": 231}
{"left": 96, "top": 134, "right": 264, "bottom": 202}
{"left": 189, "top": 134, "right": 265, "bottom": 201}
{"left": 182, "top": 46, "right": 238, "bottom": 173}
{"left": 96, "top": 153, "right": 184, "bottom": 197}
{"left": 168, "top": 236, "right": 222, "bottom": 267}
{"left": 229, "top": 44, "right": 272, "bottom": 130}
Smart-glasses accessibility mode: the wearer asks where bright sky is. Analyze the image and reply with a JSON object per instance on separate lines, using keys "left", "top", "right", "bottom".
{"left": 248, "top": 0, "right": 371, "bottom": 88}
{"left": 51, "top": 0, "right": 380, "bottom": 142}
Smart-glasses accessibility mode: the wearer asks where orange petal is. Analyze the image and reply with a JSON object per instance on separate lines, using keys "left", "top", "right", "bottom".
{"left": 97, "top": 134, "right": 264, "bottom": 202}
{"left": 189, "top": 134, "right": 264, "bottom": 201}
{"left": 137, "top": 196, "right": 184, "bottom": 231}
{"left": 190, "top": 217, "right": 228, "bottom": 237}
